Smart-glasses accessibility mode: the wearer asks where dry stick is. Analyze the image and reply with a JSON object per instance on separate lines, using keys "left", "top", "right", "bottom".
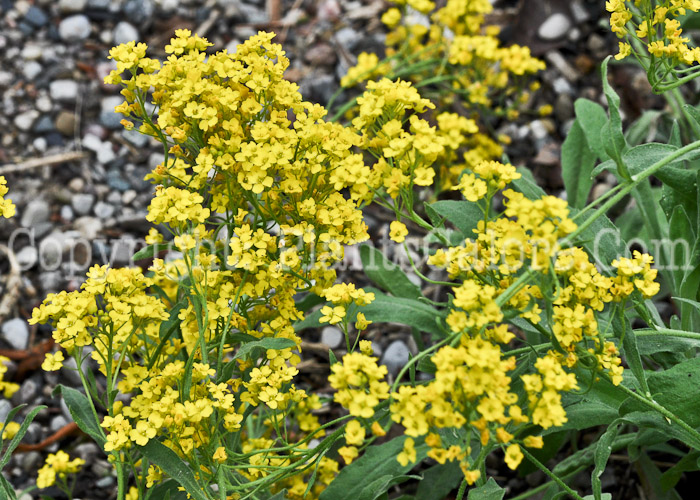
{"left": 0, "top": 151, "right": 88, "bottom": 176}
{"left": 15, "top": 422, "right": 80, "bottom": 453}
{"left": 0, "top": 244, "right": 22, "bottom": 324}
{"left": 267, "top": 0, "right": 282, "bottom": 23}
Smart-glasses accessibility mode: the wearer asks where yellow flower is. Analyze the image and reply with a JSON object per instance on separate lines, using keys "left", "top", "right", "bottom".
{"left": 397, "top": 437, "right": 416, "bottom": 466}
{"left": 344, "top": 420, "right": 366, "bottom": 446}
{"left": 338, "top": 445, "right": 358, "bottom": 464}
{"left": 213, "top": 446, "right": 228, "bottom": 463}
{"left": 504, "top": 443, "right": 523, "bottom": 470}
{"left": 615, "top": 42, "right": 631, "bottom": 60}
{"left": 41, "top": 351, "right": 64, "bottom": 372}
{"left": 523, "top": 435, "right": 544, "bottom": 448}
{"left": 390, "top": 221, "right": 409, "bottom": 243}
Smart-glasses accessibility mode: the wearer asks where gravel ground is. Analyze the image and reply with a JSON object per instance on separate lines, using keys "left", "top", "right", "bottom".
{"left": 0, "top": 0, "right": 649, "bottom": 497}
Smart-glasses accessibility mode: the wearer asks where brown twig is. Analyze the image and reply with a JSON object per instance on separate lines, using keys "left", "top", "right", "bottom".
{"left": 0, "top": 151, "right": 88, "bottom": 176}
{"left": 267, "top": 0, "right": 282, "bottom": 23}
{"left": 14, "top": 422, "right": 80, "bottom": 453}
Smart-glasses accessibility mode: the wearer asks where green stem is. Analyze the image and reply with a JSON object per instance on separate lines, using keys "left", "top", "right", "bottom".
{"left": 635, "top": 327, "right": 700, "bottom": 341}
{"left": 455, "top": 479, "right": 468, "bottom": 500}
{"left": 508, "top": 465, "right": 586, "bottom": 500}
{"left": 519, "top": 447, "right": 586, "bottom": 500}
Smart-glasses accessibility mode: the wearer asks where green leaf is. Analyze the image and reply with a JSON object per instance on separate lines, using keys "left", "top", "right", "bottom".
{"left": 426, "top": 200, "right": 482, "bottom": 239}
{"left": 138, "top": 440, "right": 211, "bottom": 500}
{"left": 0, "top": 475, "right": 16, "bottom": 500}
{"left": 359, "top": 290, "right": 446, "bottom": 336}
{"left": 592, "top": 421, "right": 620, "bottom": 500}
{"left": 359, "top": 245, "right": 422, "bottom": 299}
{"left": 235, "top": 337, "right": 297, "bottom": 360}
{"left": 54, "top": 385, "right": 105, "bottom": 447}
{"left": 511, "top": 167, "right": 546, "bottom": 200}
{"left": 575, "top": 98, "right": 610, "bottom": 161}
{"left": 616, "top": 314, "right": 650, "bottom": 396}
{"left": 625, "top": 110, "right": 662, "bottom": 146}
{"left": 600, "top": 56, "right": 629, "bottom": 176}
{"left": 133, "top": 243, "right": 172, "bottom": 261}
{"left": 146, "top": 479, "right": 189, "bottom": 500}
{"left": 415, "top": 462, "right": 462, "bottom": 500}
{"left": 467, "top": 477, "right": 506, "bottom": 500}
{"left": 647, "top": 356, "right": 700, "bottom": 428}
{"left": 561, "top": 120, "right": 597, "bottom": 209}
{"left": 660, "top": 450, "right": 700, "bottom": 491}
{"left": 542, "top": 400, "right": 618, "bottom": 435}
{"left": 669, "top": 206, "right": 694, "bottom": 292}
{"left": 634, "top": 329, "right": 700, "bottom": 354}
{"left": 0, "top": 405, "right": 46, "bottom": 469}
{"left": 319, "top": 436, "right": 428, "bottom": 500}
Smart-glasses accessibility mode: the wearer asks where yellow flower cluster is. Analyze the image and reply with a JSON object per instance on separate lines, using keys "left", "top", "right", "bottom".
{"left": 608, "top": 0, "right": 700, "bottom": 66}
{"left": 341, "top": 0, "right": 544, "bottom": 186}
{"left": 36, "top": 451, "right": 84, "bottom": 488}
{"left": 0, "top": 356, "right": 19, "bottom": 399}
{"left": 0, "top": 176, "right": 15, "bottom": 218}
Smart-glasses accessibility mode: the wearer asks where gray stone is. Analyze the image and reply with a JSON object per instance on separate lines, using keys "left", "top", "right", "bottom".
{"left": 123, "top": 0, "right": 154, "bottom": 23}
{"left": 36, "top": 95, "right": 52, "bottom": 113}
{"left": 537, "top": 13, "right": 571, "bottom": 41}
{"left": 21, "top": 451, "right": 42, "bottom": 474}
{"left": 113, "top": 21, "right": 139, "bottom": 46}
{"left": 87, "top": 0, "right": 110, "bottom": 9}
{"left": 20, "top": 199, "right": 50, "bottom": 227}
{"left": 16, "top": 246, "right": 38, "bottom": 269}
{"left": 74, "top": 442, "right": 100, "bottom": 462}
{"left": 58, "top": 15, "right": 92, "bottom": 42}
{"left": 96, "top": 476, "right": 115, "bottom": 488}
{"left": 122, "top": 190, "right": 137, "bottom": 205}
{"left": 335, "top": 27, "right": 362, "bottom": 51}
{"left": 122, "top": 128, "right": 149, "bottom": 148}
{"left": 74, "top": 216, "right": 102, "bottom": 239}
{"left": 14, "top": 379, "right": 38, "bottom": 405}
{"left": 14, "top": 109, "right": 39, "bottom": 131}
{"left": 381, "top": 340, "right": 410, "bottom": 376}
{"left": 58, "top": 0, "right": 88, "bottom": 13}
{"left": 49, "top": 79, "right": 79, "bottom": 102}
{"left": 21, "top": 43, "right": 43, "bottom": 61}
{"left": 0, "top": 399, "right": 11, "bottom": 423}
{"left": 39, "top": 271, "right": 63, "bottom": 292}
{"left": 61, "top": 356, "right": 86, "bottom": 386}
{"left": 23, "top": 61, "right": 43, "bottom": 80}
{"left": 106, "top": 191, "right": 122, "bottom": 204}
{"left": 33, "top": 136, "right": 47, "bottom": 152}
{"left": 1, "top": 318, "right": 29, "bottom": 351}
{"left": 106, "top": 169, "right": 130, "bottom": 191}
{"left": 320, "top": 326, "right": 343, "bottom": 349}
{"left": 24, "top": 6, "right": 49, "bottom": 27}
{"left": 50, "top": 415, "right": 69, "bottom": 433}
{"left": 0, "top": 71, "right": 13, "bottom": 87}
{"left": 33, "top": 115, "right": 54, "bottom": 134}
{"left": 71, "top": 193, "right": 95, "bottom": 216}
{"left": 60, "top": 205, "right": 75, "bottom": 222}
{"left": 94, "top": 201, "right": 115, "bottom": 219}
{"left": 68, "top": 177, "right": 85, "bottom": 193}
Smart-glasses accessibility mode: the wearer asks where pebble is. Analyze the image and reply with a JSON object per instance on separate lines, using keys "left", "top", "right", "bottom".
{"left": 58, "top": 0, "right": 88, "bottom": 13}
{"left": 100, "top": 95, "right": 126, "bottom": 129}
{"left": 320, "top": 326, "right": 344, "bottom": 349}
{"left": 58, "top": 14, "right": 92, "bottom": 42}
{"left": 72, "top": 193, "right": 95, "bottom": 216}
{"left": 55, "top": 110, "right": 77, "bottom": 136}
{"left": 49, "top": 79, "right": 79, "bottom": 102}
{"left": 121, "top": 189, "right": 137, "bottom": 205}
{"left": 74, "top": 442, "right": 100, "bottom": 462}
{"left": 36, "top": 95, "right": 52, "bottom": 113}
{"left": 24, "top": 6, "right": 48, "bottom": 27}
{"left": 16, "top": 246, "right": 39, "bottom": 269}
{"left": 106, "top": 169, "right": 130, "bottom": 191}
{"left": 21, "top": 43, "right": 42, "bottom": 60}
{"left": 113, "top": 21, "right": 139, "bottom": 46}
{"left": 94, "top": 201, "right": 115, "bottom": 219}
{"left": 21, "top": 451, "right": 41, "bottom": 474}
{"left": 83, "top": 133, "right": 116, "bottom": 163}
{"left": 305, "top": 44, "right": 337, "bottom": 67}
{"left": 0, "top": 399, "right": 11, "bottom": 423}
{"left": 381, "top": 340, "right": 410, "bottom": 377}
{"left": 23, "top": 60, "right": 42, "bottom": 80}
{"left": 60, "top": 205, "right": 75, "bottom": 222}
{"left": 13, "top": 378, "right": 38, "bottom": 405}
{"left": 39, "top": 271, "right": 63, "bottom": 293}
{"left": 1, "top": 318, "right": 29, "bottom": 351}
{"left": 537, "top": 13, "right": 572, "bottom": 41}
{"left": 69, "top": 177, "right": 85, "bottom": 193}
{"left": 96, "top": 476, "right": 115, "bottom": 488}
{"left": 50, "top": 415, "right": 69, "bottom": 433}
{"left": 74, "top": 216, "right": 102, "bottom": 240}
{"left": 0, "top": 71, "right": 14, "bottom": 87}
{"left": 123, "top": 0, "right": 154, "bottom": 24}
{"left": 14, "top": 109, "right": 39, "bottom": 131}
{"left": 122, "top": 129, "right": 149, "bottom": 148}
{"left": 21, "top": 199, "right": 50, "bottom": 227}
{"left": 33, "top": 115, "right": 54, "bottom": 134}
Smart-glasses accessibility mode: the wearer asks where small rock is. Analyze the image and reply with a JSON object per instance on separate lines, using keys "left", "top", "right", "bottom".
{"left": 587, "top": 34, "right": 607, "bottom": 57}
{"left": 21, "top": 43, "right": 43, "bottom": 61}
{"left": 60, "top": 205, "right": 75, "bottom": 222}
{"left": 93, "top": 201, "right": 115, "bottom": 219}
{"left": 381, "top": 340, "right": 410, "bottom": 376}
{"left": 100, "top": 95, "right": 125, "bottom": 129}
{"left": 320, "top": 326, "right": 343, "bottom": 349}
{"left": 335, "top": 27, "right": 362, "bottom": 51}
{"left": 96, "top": 476, "right": 115, "bottom": 488}
{"left": 24, "top": 6, "right": 48, "bottom": 27}
{"left": 21, "top": 451, "right": 42, "bottom": 474}
{"left": 122, "top": 129, "right": 149, "bottom": 148}
{"left": 0, "top": 400, "right": 11, "bottom": 423}
{"left": 305, "top": 44, "right": 337, "bottom": 67}
{"left": 58, "top": 14, "right": 92, "bottom": 42}
{"left": 529, "top": 120, "right": 548, "bottom": 141}
{"left": 49, "top": 79, "right": 79, "bottom": 102}
{"left": 72, "top": 193, "right": 95, "bottom": 216}
{"left": 23, "top": 61, "right": 42, "bottom": 80}
{"left": 106, "top": 169, "right": 130, "bottom": 191}
{"left": 55, "top": 110, "right": 77, "bottom": 136}
{"left": 58, "top": 0, "right": 88, "bottom": 13}
{"left": 16, "top": 246, "right": 38, "bottom": 269}
{"left": 39, "top": 271, "right": 63, "bottom": 293}
{"left": 537, "top": 13, "right": 571, "bottom": 41}
{"left": 14, "top": 109, "right": 39, "bottom": 131}
{"left": 74, "top": 216, "right": 102, "bottom": 239}
{"left": 36, "top": 95, "right": 52, "bottom": 112}
{"left": 33, "top": 115, "right": 54, "bottom": 133}
{"left": 21, "top": 199, "right": 50, "bottom": 227}
{"left": 23, "top": 422, "right": 42, "bottom": 444}
{"left": 554, "top": 93, "right": 574, "bottom": 121}
{"left": 68, "top": 177, "right": 85, "bottom": 192}
{"left": 74, "top": 442, "right": 100, "bottom": 462}
{"left": 1, "top": 318, "right": 29, "bottom": 351}
{"left": 123, "top": 0, "right": 154, "bottom": 24}
{"left": 0, "top": 71, "right": 13, "bottom": 87}
{"left": 14, "top": 378, "right": 38, "bottom": 405}
{"left": 121, "top": 189, "right": 137, "bottom": 205}
{"left": 50, "top": 415, "right": 68, "bottom": 433}
{"left": 113, "top": 21, "right": 139, "bottom": 45}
